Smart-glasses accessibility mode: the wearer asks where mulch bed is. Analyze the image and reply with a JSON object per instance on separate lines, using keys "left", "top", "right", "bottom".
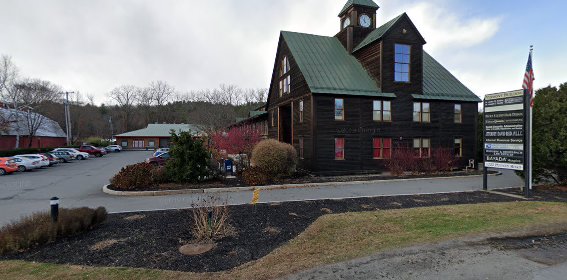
{"left": 109, "top": 170, "right": 493, "bottom": 192}
{"left": 498, "top": 186, "right": 567, "bottom": 202}
{"left": 2, "top": 190, "right": 553, "bottom": 273}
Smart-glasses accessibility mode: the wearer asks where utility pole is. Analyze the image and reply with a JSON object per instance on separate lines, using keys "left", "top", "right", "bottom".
{"left": 109, "top": 116, "right": 114, "bottom": 143}
{"left": 63, "top": 91, "right": 74, "bottom": 146}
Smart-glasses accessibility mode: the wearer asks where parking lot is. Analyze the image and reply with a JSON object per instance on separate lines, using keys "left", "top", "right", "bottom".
{"left": 0, "top": 151, "right": 149, "bottom": 226}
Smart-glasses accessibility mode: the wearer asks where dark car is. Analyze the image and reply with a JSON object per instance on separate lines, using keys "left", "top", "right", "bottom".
{"left": 78, "top": 145, "right": 106, "bottom": 157}
{"left": 42, "top": 153, "right": 60, "bottom": 166}
{"left": 145, "top": 152, "right": 170, "bottom": 166}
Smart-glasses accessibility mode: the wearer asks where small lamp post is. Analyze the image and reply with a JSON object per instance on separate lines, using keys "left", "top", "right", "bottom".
{"left": 50, "top": 197, "right": 59, "bottom": 223}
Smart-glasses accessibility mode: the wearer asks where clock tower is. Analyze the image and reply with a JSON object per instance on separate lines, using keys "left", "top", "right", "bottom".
{"left": 336, "top": 0, "right": 379, "bottom": 52}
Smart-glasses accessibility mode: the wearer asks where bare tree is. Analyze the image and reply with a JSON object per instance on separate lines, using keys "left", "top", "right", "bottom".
{"left": 13, "top": 79, "right": 61, "bottom": 147}
{"left": 148, "top": 80, "right": 174, "bottom": 106}
{"left": 109, "top": 85, "right": 139, "bottom": 131}
{"left": 0, "top": 56, "right": 21, "bottom": 148}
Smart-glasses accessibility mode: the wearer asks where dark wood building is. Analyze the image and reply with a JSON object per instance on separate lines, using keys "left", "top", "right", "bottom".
{"left": 245, "top": 0, "right": 481, "bottom": 174}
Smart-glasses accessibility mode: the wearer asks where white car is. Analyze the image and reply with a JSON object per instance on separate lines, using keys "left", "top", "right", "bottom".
{"left": 153, "top": 148, "right": 170, "bottom": 157}
{"left": 11, "top": 156, "right": 41, "bottom": 172}
{"left": 17, "top": 154, "right": 50, "bottom": 168}
{"left": 106, "top": 145, "right": 122, "bottom": 152}
{"left": 52, "top": 148, "right": 90, "bottom": 160}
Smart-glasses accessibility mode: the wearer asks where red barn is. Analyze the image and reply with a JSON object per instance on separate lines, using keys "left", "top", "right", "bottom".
{"left": 0, "top": 107, "right": 67, "bottom": 151}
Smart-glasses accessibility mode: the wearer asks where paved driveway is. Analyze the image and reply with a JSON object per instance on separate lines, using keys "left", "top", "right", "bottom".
{"left": 0, "top": 151, "right": 149, "bottom": 225}
{"left": 0, "top": 150, "right": 525, "bottom": 226}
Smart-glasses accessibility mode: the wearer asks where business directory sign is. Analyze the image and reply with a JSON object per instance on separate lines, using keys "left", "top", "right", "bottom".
{"left": 483, "top": 90, "right": 526, "bottom": 171}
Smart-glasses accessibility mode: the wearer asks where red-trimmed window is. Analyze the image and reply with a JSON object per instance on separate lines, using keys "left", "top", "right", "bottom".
{"left": 335, "top": 138, "right": 345, "bottom": 160}
{"left": 373, "top": 138, "right": 392, "bottom": 159}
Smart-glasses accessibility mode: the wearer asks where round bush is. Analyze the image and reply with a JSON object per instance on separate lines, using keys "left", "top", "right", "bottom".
{"left": 110, "top": 163, "right": 158, "bottom": 191}
{"left": 251, "top": 139, "right": 297, "bottom": 178}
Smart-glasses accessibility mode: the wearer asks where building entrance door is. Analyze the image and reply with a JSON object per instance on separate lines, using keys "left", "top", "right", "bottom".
{"left": 279, "top": 105, "right": 292, "bottom": 144}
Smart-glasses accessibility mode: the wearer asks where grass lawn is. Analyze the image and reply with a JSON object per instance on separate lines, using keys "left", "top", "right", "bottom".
{"left": 2, "top": 201, "right": 567, "bottom": 280}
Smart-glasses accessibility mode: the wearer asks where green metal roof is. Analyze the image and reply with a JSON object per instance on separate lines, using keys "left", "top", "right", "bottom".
{"left": 416, "top": 52, "right": 481, "bottom": 102}
{"left": 339, "top": 0, "right": 380, "bottom": 16}
{"left": 249, "top": 110, "right": 267, "bottom": 117}
{"left": 281, "top": 31, "right": 395, "bottom": 98}
{"left": 115, "top": 123, "right": 202, "bottom": 137}
{"left": 352, "top": 13, "right": 405, "bottom": 53}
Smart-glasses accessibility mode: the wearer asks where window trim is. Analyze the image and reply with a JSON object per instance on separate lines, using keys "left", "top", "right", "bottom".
{"left": 413, "top": 138, "right": 431, "bottom": 158}
{"left": 413, "top": 102, "right": 431, "bottom": 123}
{"left": 454, "top": 137, "right": 463, "bottom": 158}
{"left": 373, "top": 100, "right": 392, "bottom": 122}
{"left": 335, "top": 98, "right": 345, "bottom": 121}
{"left": 454, "top": 104, "right": 462, "bottom": 124}
{"left": 373, "top": 137, "right": 392, "bottom": 159}
{"left": 335, "top": 137, "right": 345, "bottom": 160}
{"left": 299, "top": 99, "right": 304, "bottom": 123}
{"left": 394, "top": 44, "right": 411, "bottom": 83}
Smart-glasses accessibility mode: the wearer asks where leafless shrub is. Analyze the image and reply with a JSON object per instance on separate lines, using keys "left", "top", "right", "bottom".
{"left": 190, "top": 196, "right": 234, "bottom": 241}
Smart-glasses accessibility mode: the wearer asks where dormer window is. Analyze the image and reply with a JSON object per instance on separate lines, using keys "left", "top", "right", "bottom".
{"left": 394, "top": 44, "right": 411, "bottom": 82}
{"left": 279, "top": 56, "right": 291, "bottom": 97}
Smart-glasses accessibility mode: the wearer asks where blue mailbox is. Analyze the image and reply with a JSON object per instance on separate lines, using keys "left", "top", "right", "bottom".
{"left": 224, "top": 159, "right": 234, "bottom": 175}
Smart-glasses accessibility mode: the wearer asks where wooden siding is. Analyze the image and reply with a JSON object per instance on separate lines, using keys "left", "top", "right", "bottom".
{"left": 354, "top": 41, "right": 382, "bottom": 88}
{"left": 312, "top": 94, "right": 477, "bottom": 174}
{"left": 379, "top": 17, "right": 424, "bottom": 94}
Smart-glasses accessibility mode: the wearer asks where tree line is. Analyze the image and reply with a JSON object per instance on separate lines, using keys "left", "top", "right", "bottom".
{"left": 0, "top": 55, "right": 266, "bottom": 145}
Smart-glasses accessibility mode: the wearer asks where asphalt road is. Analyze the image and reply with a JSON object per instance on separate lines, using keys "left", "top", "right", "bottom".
{"left": 287, "top": 235, "right": 567, "bottom": 280}
{"left": 0, "top": 151, "right": 524, "bottom": 226}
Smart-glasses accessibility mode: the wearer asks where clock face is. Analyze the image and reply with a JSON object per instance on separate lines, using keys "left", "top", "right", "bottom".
{"left": 343, "top": 18, "right": 351, "bottom": 29}
{"left": 359, "top": 14, "right": 371, "bottom": 28}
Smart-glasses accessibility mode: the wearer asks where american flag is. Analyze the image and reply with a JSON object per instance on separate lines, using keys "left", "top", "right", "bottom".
{"left": 522, "top": 51, "right": 535, "bottom": 107}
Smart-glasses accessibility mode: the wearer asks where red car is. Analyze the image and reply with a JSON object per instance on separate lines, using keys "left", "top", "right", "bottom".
{"left": 78, "top": 145, "right": 107, "bottom": 157}
{"left": 145, "top": 152, "right": 170, "bottom": 166}
{"left": 0, "top": 157, "right": 18, "bottom": 175}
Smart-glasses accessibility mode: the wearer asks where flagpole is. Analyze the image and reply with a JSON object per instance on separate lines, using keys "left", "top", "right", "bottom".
{"left": 529, "top": 46, "right": 534, "bottom": 191}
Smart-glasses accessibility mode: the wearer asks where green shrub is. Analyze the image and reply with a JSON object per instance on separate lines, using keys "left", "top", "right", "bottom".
{"left": 111, "top": 163, "right": 158, "bottom": 190}
{"left": 0, "top": 207, "right": 107, "bottom": 255}
{"left": 166, "top": 131, "right": 212, "bottom": 183}
{"left": 242, "top": 166, "right": 270, "bottom": 186}
{"left": 251, "top": 139, "right": 297, "bottom": 178}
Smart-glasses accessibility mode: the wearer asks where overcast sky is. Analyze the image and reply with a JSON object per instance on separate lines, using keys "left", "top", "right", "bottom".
{"left": 0, "top": 0, "right": 564, "bottom": 104}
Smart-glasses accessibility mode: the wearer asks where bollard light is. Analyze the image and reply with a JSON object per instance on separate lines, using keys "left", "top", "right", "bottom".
{"left": 50, "top": 197, "right": 59, "bottom": 223}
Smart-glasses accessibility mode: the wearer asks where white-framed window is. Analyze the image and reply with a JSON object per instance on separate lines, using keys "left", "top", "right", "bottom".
{"left": 299, "top": 99, "right": 304, "bottom": 123}
{"left": 335, "top": 98, "right": 344, "bottom": 120}
{"left": 454, "top": 104, "right": 462, "bottom": 123}
{"left": 394, "top": 44, "right": 411, "bottom": 82}
{"left": 413, "top": 138, "right": 431, "bottom": 158}
{"left": 279, "top": 56, "right": 291, "bottom": 96}
{"left": 454, "top": 138, "right": 463, "bottom": 158}
{"left": 413, "top": 102, "right": 430, "bottom": 123}
{"left": 373, "top": 100, "right": 392, "bottom": 122}
{"left": 121, "top": 140, "right": 128, "bottom": 148}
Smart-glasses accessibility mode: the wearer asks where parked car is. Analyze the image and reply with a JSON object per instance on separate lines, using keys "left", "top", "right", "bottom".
{"left": 52, "top": 148, "right": 90, "bottom": 160}
{"left": 78, "top": 145, "right": 106, "bottom": 157}
{"left": 18, "top": 154, "right": 50, "bottom": 168}
{"left": 42, "top": 153, "right": 60, "bottom": 166}
{"left": 0, "top": 157, "right": 18, "bottom": 175}
{"left": 50, "top": 151, "right": 73, "bottom": 163}
{"left": 11, "top": 156, "right": 41, "bottom": 172}
{"left": 152, "top": 148, "right": 170, "bottom": 157}
{"left": 106, "top": 145, "right": 123, "bottom": 152}
{"left": 145, "top": 152, "right": 171, "bottom": 166}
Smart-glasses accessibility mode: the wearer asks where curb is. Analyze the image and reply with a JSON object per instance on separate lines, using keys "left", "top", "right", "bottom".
{"left": 102, "top": 171, "right": 502, "bottom": 197}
